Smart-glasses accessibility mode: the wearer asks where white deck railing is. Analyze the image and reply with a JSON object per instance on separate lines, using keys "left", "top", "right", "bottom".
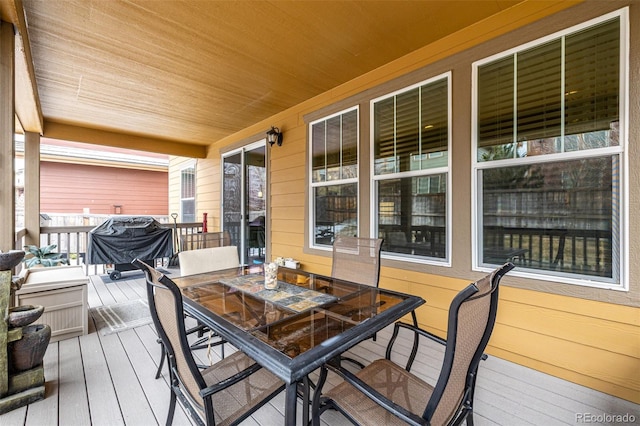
{"left": 13, "top": 222, "right": 204, "bottom": 276}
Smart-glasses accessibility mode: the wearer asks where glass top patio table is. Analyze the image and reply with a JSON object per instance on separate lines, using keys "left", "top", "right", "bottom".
{"left": 173, "top": 265, "right": 425, "bottom": 426}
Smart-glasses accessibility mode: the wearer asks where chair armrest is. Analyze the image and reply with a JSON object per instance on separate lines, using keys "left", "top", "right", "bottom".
{"left": 388, "top": 322, "right": 488, "bottom": 369}
{"left": 394, "top": 321, "right": 446, "bottom": 346}
{"left": 386, "top": 321, "right": 446, "bottom": 372}
{"left": 198, "top": 362, "right": 263, "bottom": 398}
{"left": 326, "top": 363, "right": 429, "bottom": 426}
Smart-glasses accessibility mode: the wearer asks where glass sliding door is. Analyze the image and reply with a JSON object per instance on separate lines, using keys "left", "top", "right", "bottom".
{"left": 222, "top": 141, "right": 266, "bottom": 265}
{"left": 245, "top": 145, "right": 266, "bottom": 265}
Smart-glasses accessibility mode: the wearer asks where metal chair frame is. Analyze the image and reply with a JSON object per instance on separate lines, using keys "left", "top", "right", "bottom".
{"left": 134, "top": 259, "right": 284, "bottom": 426}
{"left": 312, "top": 263, "right": 515, "bottom": 426}
{"left": 331, "top": 236, "right": 384, "bottom": 368}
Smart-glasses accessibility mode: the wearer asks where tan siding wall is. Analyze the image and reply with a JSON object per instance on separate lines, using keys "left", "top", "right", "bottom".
{"left": 271, "top": 131, "right": 307, "bottom": 263}
{"left": 169, "top": 155, "right": 221, "bottom": 230}
{"left": 169, "top": 1, "right": 640, "bottom": 403}
{"left": 167, "top": 156, "right": 187, "bottom": 218}
{"left": 41, "top": 161, "right": 168, "bottom": 215}
{"left": 195, "top": 157, "right": 220, "bottom": 230}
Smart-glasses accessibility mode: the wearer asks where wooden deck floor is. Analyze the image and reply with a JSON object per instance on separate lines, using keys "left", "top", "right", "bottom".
{"left": 2, "top": 269, "right": 638, "bottom": 426}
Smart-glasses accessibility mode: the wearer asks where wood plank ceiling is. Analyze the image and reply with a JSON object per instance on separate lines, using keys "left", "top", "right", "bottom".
{"left": 10, "top": 0, "right": 523, "bottom": 154}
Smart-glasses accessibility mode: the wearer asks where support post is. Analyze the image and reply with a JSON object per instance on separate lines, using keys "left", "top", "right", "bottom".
{"left": 0, "top": 20, "right": 16, "bottom": 252}
{"left": 24, "top": 131, "right": 41, "bottom": 247}
{"left": 0, "top": 271, "right": 9, "bottom": 397}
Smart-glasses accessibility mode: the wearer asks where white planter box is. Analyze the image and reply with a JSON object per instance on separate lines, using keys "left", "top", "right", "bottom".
{"left": 15, "top": 266, "right": 88, "bottom": 342}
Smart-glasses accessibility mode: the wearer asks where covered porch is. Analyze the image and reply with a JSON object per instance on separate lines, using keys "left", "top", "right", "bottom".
{"left": 1, "top": 0, "right": 638, "bottom": 422}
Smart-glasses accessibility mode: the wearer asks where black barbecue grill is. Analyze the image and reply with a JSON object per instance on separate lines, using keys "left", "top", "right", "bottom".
{"left": 87, "top": 216, "right": 174, "bottom": 280}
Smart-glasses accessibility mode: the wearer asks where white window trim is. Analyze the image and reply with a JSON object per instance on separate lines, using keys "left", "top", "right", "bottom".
{"left": 308, "top": 106, "right": 360, "bottom": 251}
{"left": 369, "top": 71, "right": 453, "bottom": 267}
{"left": 180, "top": 160, "right": 197, "bottom": 223}
{"left": 471, "top": 7, "right": 629, "bottom": 291}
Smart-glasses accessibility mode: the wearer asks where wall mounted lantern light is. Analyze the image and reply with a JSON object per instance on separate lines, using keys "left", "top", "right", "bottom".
{"left": 266, "top": 126, "right": 283, "bottom": 147}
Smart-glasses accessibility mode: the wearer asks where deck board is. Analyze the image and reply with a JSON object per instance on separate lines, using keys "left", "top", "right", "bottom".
{"left": 99, "top": 331, "right": 157, "bottom": 425}
{"left": 86, "top": 276, "right": 104, "bottom": 309}
{"left": 79, "top": 331, "right": 124, "bottom": 426}
{"left": 58, "top": 338, "right": 92, "bottom": 425}
{"left": 90, "top": 274, "right": 118, "bottom": 306}
{"left": 119, "top": 328, "right": 172, "bottom": 424}
{"left": 26, "top": 343, "right": 59, "bottom": 426}
{"left": 113, "top": 279, "right": 142, "bottom": 302}
{"left": 131, "top": 326, "right": 194, "bottom": 426}
{"left": 1, "top": 272, "right": 637, "bottom": 426}
{"left": 2, "top": 403, "right": 26, "bottom": 424}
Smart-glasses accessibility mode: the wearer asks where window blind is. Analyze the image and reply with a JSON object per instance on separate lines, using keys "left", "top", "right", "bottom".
{"left": 477, "top": 18, "right": 619, "bottom": 152}
{"left": 311, "top": 109, "right": 358, "bottom": 182}
{"left": 565, "top": 19, "right": 619, "bottom": 141}
{"left": 181, "top": 167, "right": 195, "bottom": 198}
{"left": 374, "top": 77, "right": 448, "bottom": 174}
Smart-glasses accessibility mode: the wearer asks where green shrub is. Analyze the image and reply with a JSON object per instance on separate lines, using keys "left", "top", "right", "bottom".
{"left": 23, "top": 244, "right": 69, "bottom": 268}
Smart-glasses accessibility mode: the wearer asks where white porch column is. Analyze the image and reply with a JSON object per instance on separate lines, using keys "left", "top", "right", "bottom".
{"left": 0, "top": 20, "right": 15, "bottom": 252}
{"left": 24, "top": 131, "right": 40, "bottom": 246}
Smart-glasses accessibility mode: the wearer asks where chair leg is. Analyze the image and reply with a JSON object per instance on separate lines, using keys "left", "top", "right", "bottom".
{"left": 156, "top": 339, "right": 166, "bottom": 379}
{"left": 311, "top": 367, "right": 329, "bottom": 426}
{"left": 452, "top": 406, "right": 473, "bottom": 426}
{"left": 467, "top": 412, "right": 475, "bottom": 426}
{"left": 166, "top": 388, "right": 177, "bottom": 426}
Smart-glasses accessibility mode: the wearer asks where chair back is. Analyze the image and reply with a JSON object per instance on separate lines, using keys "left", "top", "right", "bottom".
{"left": 331, "top": 236, "right": 383, "bottom": 287}
{"left": 133, "top": 259, "right": 207, "bottom": 410}
{"left": 425, "top": 262, "right": 514, "bottom": 425}
{"left": 179, "top": 245, "right": 240, "bottom": 276}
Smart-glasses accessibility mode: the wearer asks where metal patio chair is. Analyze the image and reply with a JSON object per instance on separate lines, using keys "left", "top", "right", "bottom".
{"left": 134, "top": 259, "right": 284, "bottom": 426}
{"left": 331, "top": 236, "right": 383, "bottom": 287}
{"left": 312, "top": 262, "right": 515, "bottom": 426}
{"left": 152, "top": 245, "right": 240, "bottom": 379}
{"left": 178, "top": 245, "right": 240, "bottom": 276}
{"left": 331, "top": 236, "right": 384, "bottom": 368}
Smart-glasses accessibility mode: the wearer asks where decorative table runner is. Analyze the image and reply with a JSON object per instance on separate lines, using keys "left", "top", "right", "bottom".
{"left": 219, "top": 273, "right": 337, "bottom": 312}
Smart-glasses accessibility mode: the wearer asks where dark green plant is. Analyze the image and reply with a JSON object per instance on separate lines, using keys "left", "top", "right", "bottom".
{"left": 23, "top": 244, "right": 69, "bottom": 268}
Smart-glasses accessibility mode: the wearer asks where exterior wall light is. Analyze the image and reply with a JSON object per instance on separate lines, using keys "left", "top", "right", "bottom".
{"left": 266, "top": 126, "right": 283, "bottom": 147}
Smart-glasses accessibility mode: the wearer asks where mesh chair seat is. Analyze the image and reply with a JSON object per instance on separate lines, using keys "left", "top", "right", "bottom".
{"left": 200, "top": 351, "right": 284, "bottom": 426}
{"left": 325, "top": 359, "right": 433, "bottom": 426}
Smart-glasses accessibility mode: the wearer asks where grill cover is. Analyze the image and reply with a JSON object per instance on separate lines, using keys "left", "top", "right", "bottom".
{"left": 87, "top": 216, "right": 173, "bottom": 264}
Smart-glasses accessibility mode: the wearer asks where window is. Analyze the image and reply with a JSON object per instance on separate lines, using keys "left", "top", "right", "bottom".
{"left": 371, "top": 73, "right": 451, "bottom": 263}
{"left": 309, "top": 107, "right": 358, "bottom": 247}
{"left": 473, "top": 10, "right": 627, "bottom": 289}
{"left": 180, "top": 164, "right": 196, "bottom": 222}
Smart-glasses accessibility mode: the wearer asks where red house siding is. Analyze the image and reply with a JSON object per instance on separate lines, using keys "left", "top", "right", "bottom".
{"left": 40, "top": 162, "right": 168, "bottom": 215}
